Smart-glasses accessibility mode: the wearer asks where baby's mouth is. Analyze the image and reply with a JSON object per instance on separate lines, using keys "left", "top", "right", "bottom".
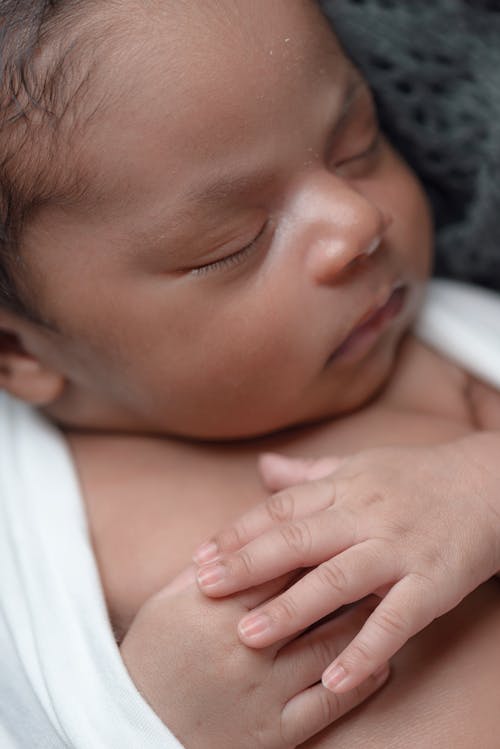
{"left": 327, "top": 284, "right": 408, "bottom": 364}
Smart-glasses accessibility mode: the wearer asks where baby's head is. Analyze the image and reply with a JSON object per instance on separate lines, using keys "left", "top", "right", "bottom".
{"left": 0, "top": 0, "right": 432, "bottom": 440}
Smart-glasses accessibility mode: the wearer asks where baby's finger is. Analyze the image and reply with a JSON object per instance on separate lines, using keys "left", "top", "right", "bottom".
{"left": 237, "top": 570, "right": 305, "bottom": 612}
{"left": 258, "top": 452, "right": 344, "bottom": 492}
{"left": 196, "top": 510, "right": 356, "bottom": 597}
{"left": 278, "top": 600, "right": 389, "bottom": 744}
{"left": 193, "top": 478, "right": 337, "bottom": 565}
{"left": 277, "top": 598, "right": 378, "bottom": 693}
{"left": 322, "top": 574, "right": 433, "bottom": 693}
{"left": 237, "top": 542, "right": 393, "bottom": 647}
{"left": 281, "top": 666, "right": 389, "bottom": 746}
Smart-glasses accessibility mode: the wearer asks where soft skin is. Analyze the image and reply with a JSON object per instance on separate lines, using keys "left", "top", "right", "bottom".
{"left": 195, "top": 433, "right": 500, "bottom": 693}
{"left": 2, "top": 2, "right": 498, "bottom": 747}
{"left": 76, "top": 338, "right": 500, "bottom": 749}
{"left": 0, "top": 0, "right": 431, "bottom": 439}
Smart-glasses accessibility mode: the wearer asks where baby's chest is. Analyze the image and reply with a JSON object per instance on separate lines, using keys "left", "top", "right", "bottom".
{"left": 72, "top": 334, "right": 476, "bottom": 635}
{"left": 75, "top": 438, "right": 266, "bottom": 636}
{"left": 74, "top": 418, "right": 473, "bottom": 637}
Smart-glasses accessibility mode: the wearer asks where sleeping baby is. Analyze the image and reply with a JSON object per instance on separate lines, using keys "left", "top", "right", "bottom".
{"left": 1, "top": 1, "right": 500, "bottom": 747}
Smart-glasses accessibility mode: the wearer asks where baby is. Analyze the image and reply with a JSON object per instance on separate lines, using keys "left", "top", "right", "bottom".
{"left": 2, "top": 1, "right": 500, "bottom": 747}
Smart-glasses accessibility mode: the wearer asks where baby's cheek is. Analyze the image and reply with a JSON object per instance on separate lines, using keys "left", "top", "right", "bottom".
{"left": 393, "top": 159, "right": 433, "bottom": 277}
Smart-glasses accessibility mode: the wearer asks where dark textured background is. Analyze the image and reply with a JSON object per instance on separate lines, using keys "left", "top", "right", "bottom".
{"left": 320, "top": 0, "right": 500, "bottom": 290}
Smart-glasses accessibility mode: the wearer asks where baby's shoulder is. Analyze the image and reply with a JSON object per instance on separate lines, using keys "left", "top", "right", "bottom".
{"left": 379, "top": 334, "right": 473, "bottom": 425}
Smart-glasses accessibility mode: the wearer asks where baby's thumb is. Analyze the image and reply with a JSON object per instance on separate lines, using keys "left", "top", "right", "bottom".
{"left": 258, "top": 452, "right": 344, "bottom": 491}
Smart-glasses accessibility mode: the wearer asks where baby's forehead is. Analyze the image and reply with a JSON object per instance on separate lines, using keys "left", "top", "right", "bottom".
{"left": 23, "top": 0, "right": 355, "bottom": 274}
{"left": 3, "top": 0, "right": 354, "bottom": 324}
{"left": 7, "top": 0, "right": 349, "bottom": 224}
{"left": 74, "top": 0, "right": 349, "bottom": 196}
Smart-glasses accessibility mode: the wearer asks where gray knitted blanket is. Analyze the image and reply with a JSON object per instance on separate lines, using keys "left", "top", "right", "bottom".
{"left": 320, "top": 0, "right": 500, "bottom": 290}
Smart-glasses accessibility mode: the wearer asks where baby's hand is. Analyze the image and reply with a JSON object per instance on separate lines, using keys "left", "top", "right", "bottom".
{"left": 120, "top": 567, "right": 388, "bottom": 748}
{"left": 194, "top": 437, "right": 500, "bottom": 694}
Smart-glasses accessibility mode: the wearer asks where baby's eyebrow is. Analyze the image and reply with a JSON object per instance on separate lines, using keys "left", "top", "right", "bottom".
{"left": 184, "top": 169, "right": 270, "bottom": 209}
{"left": 181, "top": 73, "right": 368, "bottom": 211}
{"left": 130, "top": 72, "right": 369, "bottom": 256}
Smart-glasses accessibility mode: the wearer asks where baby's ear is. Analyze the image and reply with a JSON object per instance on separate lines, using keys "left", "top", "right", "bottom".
{"left": 0, "top": 327, "right": 64, "bottom": 405}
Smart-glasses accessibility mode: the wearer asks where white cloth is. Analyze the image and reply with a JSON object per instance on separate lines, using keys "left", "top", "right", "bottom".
{"left": 415, "top": 279, "right": 500, "bottom": 389}
{"left": 0, "top": 393, "right": 184, "bottom": 748}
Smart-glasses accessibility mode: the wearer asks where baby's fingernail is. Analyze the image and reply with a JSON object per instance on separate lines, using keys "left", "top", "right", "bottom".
{"left": 196, "top": 562, "right": 226, "bottom": 588}
{"left": 239, "top": 612, "right": 273, "bottom": 641}
{"left": 193, "top": 541, "right": 219, "bottom": 565}
{"left": 322, "top": 663, "right": 349, "bottom": 691}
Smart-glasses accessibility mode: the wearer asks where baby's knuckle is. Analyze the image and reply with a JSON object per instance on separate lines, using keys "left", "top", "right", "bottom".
{"left": 409, "top": 570, "right": 434, "bottom": 591}
{"left": 266, "top": 490, "right": 296, "bottom": 525}
{"left": 279, "top": 520, "right": 312, "bottom": 559}
{"left": 318, "top": 688, "right": 341, "bottom": 726}
{"left": 309, "top": 633, "right": 336, "bottom": 668}
{"left": 419, "top": 543, "right": 449, "bottom": 575}
{"left": 373, "top": 605, "right": 409, "bottom": 638}
{"left": 315, "top": 559, "right": 349, "bottom": 595}
{"left": 217, "top": 524, "right": 246, "bottom": 552}
{"left": 348, "top": 637, "right": 373, "bottom": 665}
{"left": 236, "top": 548, "right": 256, "bottom": 578}
{"left": 272, "top": 594, "right": 299, "bottom": 625}
{"left": 407, "top": 572, "right": 439, "bottom": 614}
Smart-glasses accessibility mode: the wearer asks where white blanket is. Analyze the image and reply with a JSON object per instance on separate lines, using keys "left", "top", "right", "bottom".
{"left": 415, "top": 279, "right": 500, "bottom": 389}
{"left": 0, "top": 394, "right": 183, "bottom": 748}
{"left": 0, "top": 279, "right": 498, "bottom": 748}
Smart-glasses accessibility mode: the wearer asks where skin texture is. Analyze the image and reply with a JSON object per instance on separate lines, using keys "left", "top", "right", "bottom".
{"left": 303, "top": 581, "right": 500, "bottom": 749}
{"left": 0, "top": 1, "right": 499, "bottom": 746}
{"left": 121, "top": 582, "right": 390, "bottom": 748}
{"left": 75, "top": 338, "right": 500, "bottom": 748}
{"left": 0, "top": 0, "right": 431, "bottom": 439}
{"left": 195, "top": 433, "right": 500, "bottom": 694}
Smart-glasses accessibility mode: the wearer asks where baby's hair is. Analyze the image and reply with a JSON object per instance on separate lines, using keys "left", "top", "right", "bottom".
{"left": 0, "top": 0, "right": 116, "bottom": 323}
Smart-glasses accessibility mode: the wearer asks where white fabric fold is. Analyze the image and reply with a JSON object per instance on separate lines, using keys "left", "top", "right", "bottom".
{"left": 0, "top": 393, "right": 184, "bottom": 748}
{"left": 415, "top": 279, "right": 500, "bottom": 389}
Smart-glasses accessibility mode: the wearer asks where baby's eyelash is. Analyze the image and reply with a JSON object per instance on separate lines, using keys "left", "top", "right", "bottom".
{"left": 190, "top": 222, "right": 268, "bottom": 276}
{"left": 360, "top": 131, "right": 382, "bottom": 159}
{"left": 344, "top": 130, "right": 382, "bottom": 164}
{"left": 333, "top": 130, "right": 382, "bottom": 176}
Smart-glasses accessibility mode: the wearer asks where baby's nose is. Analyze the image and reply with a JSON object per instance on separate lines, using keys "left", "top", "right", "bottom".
{"left": 307, "top": 194, "right": 392, "bottom": 285}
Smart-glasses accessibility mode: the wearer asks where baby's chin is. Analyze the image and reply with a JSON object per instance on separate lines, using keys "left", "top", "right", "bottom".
{"left": 48, "top": 329, "right": 405, "bottom": 443}
{"left": 170, "top": 351, "right": 401, "bottom": 443}
{"left": 172, "top": 338, "right": 404, "bottom": 442}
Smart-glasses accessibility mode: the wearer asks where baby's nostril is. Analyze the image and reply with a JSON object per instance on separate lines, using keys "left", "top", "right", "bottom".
{"left": 342, "top": 252, "right": 369, "bottom": 276}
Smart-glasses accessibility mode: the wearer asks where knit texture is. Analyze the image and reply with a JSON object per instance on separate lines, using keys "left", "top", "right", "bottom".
{"left": 320, "top": 0, "right": 500, "bottom": 290}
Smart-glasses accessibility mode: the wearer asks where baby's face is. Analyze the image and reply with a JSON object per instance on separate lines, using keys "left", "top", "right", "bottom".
{"left": 23, "top": 0, "right": 432, "bottom": 439}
